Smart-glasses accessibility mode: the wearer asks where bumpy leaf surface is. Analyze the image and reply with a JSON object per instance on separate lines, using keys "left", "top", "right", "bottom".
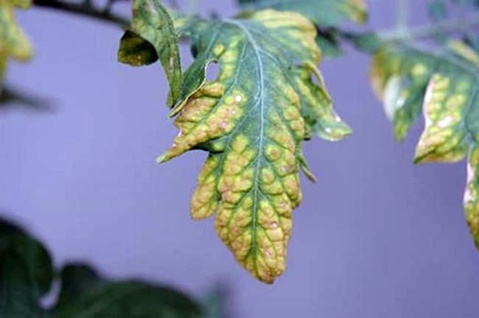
{"left": 371, "top": 41, "right": 479, "bottom": 250}
{"left": 0, "top": 0, "right": 33, "bottom": 92}
{"left": 118, "top": 0, "right": 182, "bottom": 106}
{"left": 159, "top": 10, "right": 351, "bottom": 283}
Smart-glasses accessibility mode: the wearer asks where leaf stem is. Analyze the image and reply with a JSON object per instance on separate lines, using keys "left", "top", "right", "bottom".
{"left": 169, "top": 0, "right": 180, "bottom": 9}
{"left": 380, "top": 14, "right": 479, "bottom": 41}
{"left": 32, "top": 0, "right": 129, "bottom": 27}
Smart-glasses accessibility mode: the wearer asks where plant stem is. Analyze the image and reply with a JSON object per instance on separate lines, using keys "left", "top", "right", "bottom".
{"left": 396, "top": 0, "right": 408, "bottom": 30}
{"left": 32, "top": 0, "right": 129, "bottom": 27}
{"left": 381, "top": 14, "right": 479, "bottom": 41}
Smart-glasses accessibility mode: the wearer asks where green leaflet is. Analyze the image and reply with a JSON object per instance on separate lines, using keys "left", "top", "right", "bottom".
{"left": 0, "top": 0, "right": 33, "bottom": 93}
{"left": 159, "top": 10, "right": 351, "bottom": 283}
{"left": 118, "top": 0, "right": 182, "bottom": 106}
{"left": 238, "top": 0, "right": 368, "bottom": 26}
{"left": 371, "top": 41, "right": 479, "bottom": 250}
{"left": 0, "top": 235, "right": 54, "bottom": 318}
{"left": 0, "top": 217, "right": 204, "bottom": 317}
{"left": 238, "top": 0, "right": 368, "bottom": 57}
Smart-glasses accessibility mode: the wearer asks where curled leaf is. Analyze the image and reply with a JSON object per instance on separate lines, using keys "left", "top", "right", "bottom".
{"left": 118, "top": 0, "right": 182, "bottom": 106}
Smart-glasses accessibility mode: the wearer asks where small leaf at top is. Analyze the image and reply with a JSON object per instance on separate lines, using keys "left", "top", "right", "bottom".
{"left": 238, "top": 0, "right": 368, "bottom": 26}
{"left": 118, "top": 0, "right": 182, "bottom": 106}
{"left": 370, "top": 41, "right": 479, "bottom": 251}
{"left": 159, "top": 9, "right": 351, "bottom": 283}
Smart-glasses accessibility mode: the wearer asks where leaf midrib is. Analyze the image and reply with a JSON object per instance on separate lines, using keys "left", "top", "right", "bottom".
{"left": 224, "top": 19, "right": 266, "bottom": 272}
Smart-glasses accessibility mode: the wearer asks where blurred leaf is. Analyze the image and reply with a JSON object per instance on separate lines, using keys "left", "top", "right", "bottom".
{"left": 343, "top": 32, "right": 384, "bottom": 54}
{"left": 370, "top": 41, "right": 479, "bottom": 250}
{"left": 0, "top": 86, "right": 54, "bottom": 112}
{"left": 118, "top": 0, "right": 181, "bottom": 106}
{"left": 428, "top": 0, "right": 448, "bottom": 21}
{"left": 202, "top": 285, "right": 229, "bottom": 318}
{"left": 316, "top": 28, "right": 343, "bottom": 58}
{"left": 55, "top": 264, "right": 105, "bottom": 307}
{"left": 0, "top": 217, "right": 25, "bottom": 251}
{"left": 0, "top": 235, "right": 54, "bottom": 318}
{"left": 52, "top": 281, "right": 203, "bottom": 318}
{"left": 159, "top": 9, "right": 350, "bottom": 283}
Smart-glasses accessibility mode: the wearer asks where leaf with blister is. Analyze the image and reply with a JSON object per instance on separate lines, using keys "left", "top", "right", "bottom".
{"left": 118, "top": 0, "right": 182, "bottom": 106}
{"left": 370, "top": 41, "right": 479, "bottom": 250}
{"left": 159, "top": 10, "right": 350, "bottom": 283}
{"left": 0, "top": 0, "right": 33, "bottom": 92}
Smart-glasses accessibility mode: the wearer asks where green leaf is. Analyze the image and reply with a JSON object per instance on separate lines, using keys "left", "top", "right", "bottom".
{"left": 0, "top": 217, "right": 25, "bottom": 251}
{"left": 315, "top": 28, "right": 343, "bottom": 58}
{"left": 55, "top": 264, "right": 105, "bottom": 308}
{"left": 118, "top": 0, "right": 182, "bottom": 106}
{"left": 52, "top": 281, "right": 203, "bottom": 318}
{"left": 238, "top": 0, "right": 368, "bottom": 26}
{"left": 202, "top": 286, "right": 228, "bottom": 318}
{"left": 370, "top": 41, "right": 479, "bottom": 250}
{"left": 0, "top": 235, "right": 54, "bottom": 318}
{"left": 159, "top": 9, "right": 350, "bottom": 283}
{"left": 0, "top": 0, "right": 33, "bottom": 92}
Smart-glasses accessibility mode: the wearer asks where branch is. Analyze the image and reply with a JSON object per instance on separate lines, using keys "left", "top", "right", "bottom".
{"left": 395, "top": 0, "right": 408, "bottom": 30}
{"left": 381, "top": 14, "right": 479, "bottom": 42}
{"left": 33, "top": 0, "right": 129, "bottom": 27}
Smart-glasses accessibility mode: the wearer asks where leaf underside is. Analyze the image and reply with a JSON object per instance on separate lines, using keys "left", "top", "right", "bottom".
{"left": 371, "top": 41, "right": 479, "bottom": 249}
{"left": 159, "top": 9, "right": 351, "bottom": 283}
{"left": 118, "top": 0, "right": 182, "bottom": 106}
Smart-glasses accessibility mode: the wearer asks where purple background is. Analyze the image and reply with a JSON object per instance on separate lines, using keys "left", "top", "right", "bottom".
{"left": 2, "top": 0, "right": 479, "bottom": 316}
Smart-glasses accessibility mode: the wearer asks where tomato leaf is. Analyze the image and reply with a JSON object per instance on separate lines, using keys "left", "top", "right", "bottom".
{"left": 159, "top": 9, "right": 351, "bottom": 283}
{"left": 371, "top": 40, "right": 479, "bottom": 250}
{"left": 118, "top": 0, "right": 182, "bottom": 106}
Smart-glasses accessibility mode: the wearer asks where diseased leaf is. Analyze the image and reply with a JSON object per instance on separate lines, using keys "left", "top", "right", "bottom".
{"left": 370, "top": 41, "right": 479, "bottom": 250}
{"left": 118, "top": 0, "right": 182, "bottom": 106}
{"left": 238, "top": 0, "right": 368, "bottom": 26}
{"left": 159, "top": 10, "right": 350, "bottom": 283}
{"left": 0, "top": 0, "right": 33, "bottom": 93}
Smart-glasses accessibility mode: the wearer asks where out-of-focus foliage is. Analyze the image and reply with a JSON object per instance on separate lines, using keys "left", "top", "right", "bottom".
{"left": 370, "top": 40, "right": 479, "bottom": 250}
{"left": 0, "top": 218, "right": 205, "bottom": 318}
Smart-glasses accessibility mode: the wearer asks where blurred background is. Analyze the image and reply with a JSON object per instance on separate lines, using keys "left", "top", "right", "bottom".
{"left": 2, "top": 0, "right": 479, "bottom": 316}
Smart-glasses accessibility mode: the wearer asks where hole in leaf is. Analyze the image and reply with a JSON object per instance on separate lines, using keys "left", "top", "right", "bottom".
{"left": 206, "top": 62, "right": 220, "bottom": 82}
